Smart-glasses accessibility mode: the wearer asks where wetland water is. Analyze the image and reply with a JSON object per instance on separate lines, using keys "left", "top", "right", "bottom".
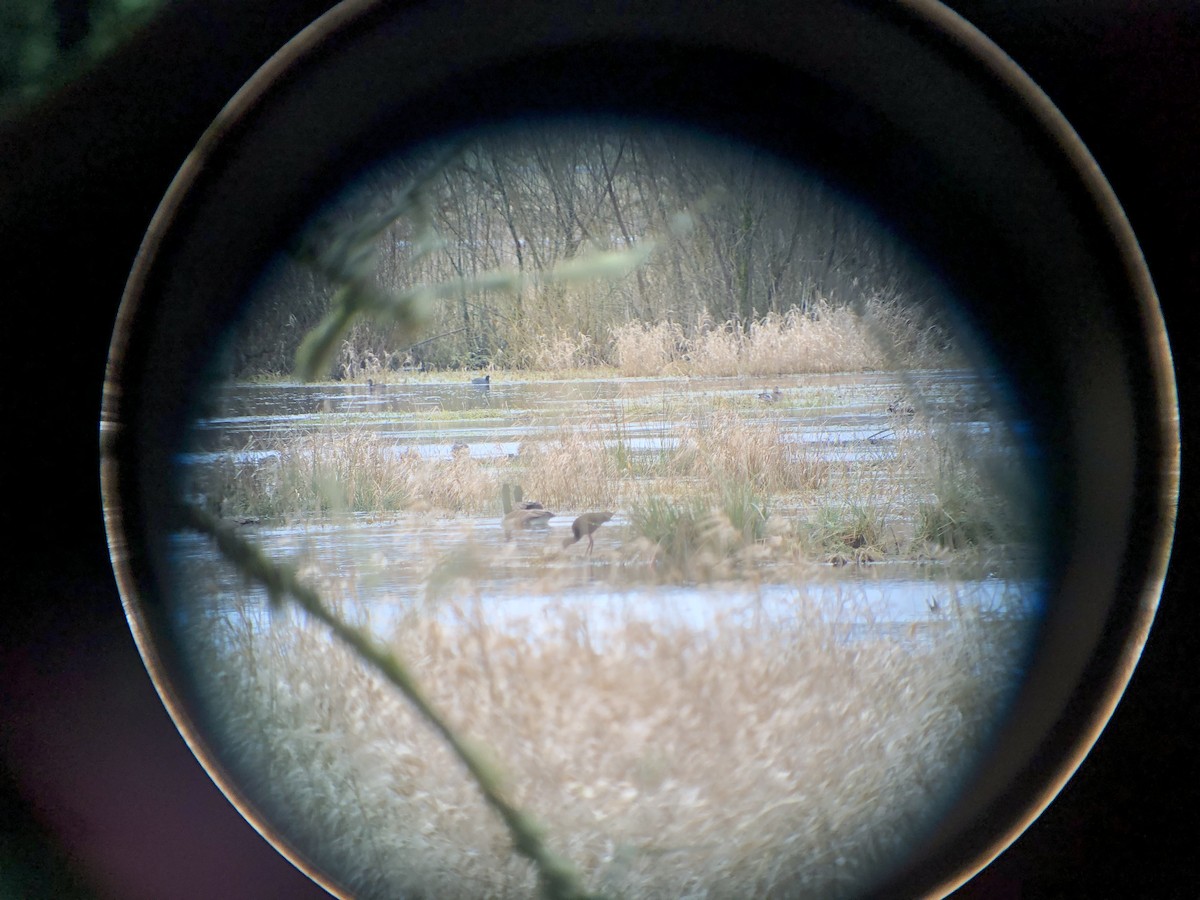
{"left": 168, "top": 369, "right": 1045, "bottom": 899}
{"left": 190, "top": 368, "right": 1000, "bottom": 461}
{"left": 172, "top": 517, "right": 1034, "bottom": 647}
{"left": 177, "top": 369, "right": 1042, "bottom": 640}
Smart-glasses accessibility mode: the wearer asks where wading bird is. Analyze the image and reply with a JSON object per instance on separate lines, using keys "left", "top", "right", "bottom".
{"left": 563, "top": 511, "right": 614, "bottom": 555}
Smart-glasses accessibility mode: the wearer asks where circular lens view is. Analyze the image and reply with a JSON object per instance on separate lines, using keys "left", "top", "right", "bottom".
{"left": 167, "top": 122, "right": 1044, "bottom": 898}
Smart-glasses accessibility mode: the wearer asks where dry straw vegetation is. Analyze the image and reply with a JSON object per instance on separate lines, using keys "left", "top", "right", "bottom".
{"left": 611, "top": 303, "right": 886, "bottom": 378}
{"left": 183, "top": 370, "right": 1038, "bottom": 898}
{"left": 194, "top": 384, "right": 1024, "bottom": 575}
{"left": 184, "top": 564, "right": 1026, "bottom": 900}
{"left": 175, "top": 123, "right": 1042, "bottom": 898}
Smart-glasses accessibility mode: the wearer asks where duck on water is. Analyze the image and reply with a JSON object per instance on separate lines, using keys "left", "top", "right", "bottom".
{"left": 501, "top": 483, "right": 553, "bottom": 539}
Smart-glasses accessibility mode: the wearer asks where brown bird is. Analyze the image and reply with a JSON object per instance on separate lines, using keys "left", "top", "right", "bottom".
{"left": 563, "top": 512, "right": 614, "bottom": 555}
{"left": 508, "top": 484, "right": 543, "bottom": 510}
{"left": 501, "top": 483, "right": 553, "bottom": 539}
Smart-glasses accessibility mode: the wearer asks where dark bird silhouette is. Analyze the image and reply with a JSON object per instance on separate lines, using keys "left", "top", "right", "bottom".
{"left": 471, "top": 374, "right": 491, "bottom": 386}
{"left": 757, "top": 387, "right": 782, "bottom": 402}
{"left": 563, "top": 512, "right": 614, "bottom": 555}
{"left": 887, "top": 397, "right": 916, "bottom": 415}
{"left": 501, "top": 483, "right": 553, "bottom": 538}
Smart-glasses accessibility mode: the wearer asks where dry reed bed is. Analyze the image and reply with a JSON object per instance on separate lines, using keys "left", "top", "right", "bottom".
{"left": 327, "top": 299, "right": 938, "bottom": 381}
{"left": 206, "top": 407, "right": 830, "bottom": 519}
{"left": 671, "top": 411, "right": 828, "bottom": 494}
{"left": 188, "top": 585, "right": 1023, "bottom": 899}
{"left": 195, "top": 380, "right": 1028, "bottom": 572}
{"left": 610, "top": 304, "right": 901, "bottom": 379}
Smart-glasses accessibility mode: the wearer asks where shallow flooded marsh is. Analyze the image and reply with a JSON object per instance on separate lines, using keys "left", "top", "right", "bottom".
{"left": 171, "top": 368, "right": 1042, "bottom": 898}
{"left": 98, "top": 114, "right": 1076, "bottom": 898}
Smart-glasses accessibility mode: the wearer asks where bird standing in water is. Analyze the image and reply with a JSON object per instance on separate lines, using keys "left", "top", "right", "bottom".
{"left": 563, "top": 512, "right": 614, "bottom": 555}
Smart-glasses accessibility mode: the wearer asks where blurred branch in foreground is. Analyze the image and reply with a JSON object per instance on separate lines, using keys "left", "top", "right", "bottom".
{"left": 183, "top": 504, "right": 604, "bottom": 900}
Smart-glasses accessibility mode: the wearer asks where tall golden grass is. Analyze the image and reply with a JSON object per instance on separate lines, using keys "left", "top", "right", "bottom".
{"left": 196, "top": 392, "right": 1031, "bottom": 576}
{"left": 610, "top": 301, "right": 924, "bottom": 378}
{"left": 197, "top": 427, "right": 413, "bottom": 518}
{"left": 672, "top": 410, "right": 826, "bottom": 493}
{"left": 184, "top": 573, "right": 1028, "bottom": 899}
{"left": 201, "top": 424, "right": 521, "bottom": 520}
{"left": 181, "top": 358, "right": 1037, "bottom": 897}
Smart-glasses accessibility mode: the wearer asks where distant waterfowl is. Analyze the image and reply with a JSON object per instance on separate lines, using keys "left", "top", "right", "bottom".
{"left": 757, "top": 387, "right": 782, "bottom": 402}
{"left": 503, "top": 506, "right": 555, "bottom": 538}
{"left": 451, "top": 442, "right": 469, "bottom": 456}
{"left": 501, "top": 483, "right": 553, "bottom": 538}
{"left": 563, "top": 511, "right": 614, "bottom": 555}
{"left": 887, "top": 397, "right": 916, "bottom": 415}
{"left": 471, "top": 374, "right": 491, "bottom": 386}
